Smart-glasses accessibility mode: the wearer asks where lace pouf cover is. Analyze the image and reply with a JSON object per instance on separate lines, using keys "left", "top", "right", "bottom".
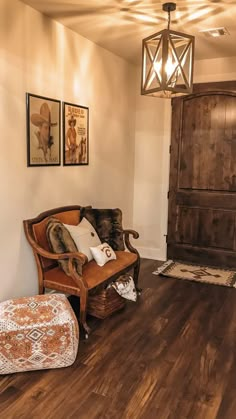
{"left": 0, "top": 294, "right": 79, "bottom": 374}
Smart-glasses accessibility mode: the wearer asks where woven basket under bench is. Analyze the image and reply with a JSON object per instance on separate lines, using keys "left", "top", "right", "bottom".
{"left": 87, "top": 286, "right": 126, "bottom": 319}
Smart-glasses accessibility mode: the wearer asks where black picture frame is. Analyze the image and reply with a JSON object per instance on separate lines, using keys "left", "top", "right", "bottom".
{"left": 63, "top": 101, "right": 89, "bottom": 166}
{"left": 26, "top": 93, "right": 61, "bottom": 166}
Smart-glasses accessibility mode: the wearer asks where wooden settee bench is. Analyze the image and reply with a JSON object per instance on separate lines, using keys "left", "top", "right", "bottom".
{"left": 23, "top": 205, "right": 140, "bottom": 337}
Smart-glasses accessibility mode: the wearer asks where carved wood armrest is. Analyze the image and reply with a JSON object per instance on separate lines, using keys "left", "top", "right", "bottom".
{"left": 23, "top": 220, "right": 88, "bottom": 291}
{"left": 122, "top": 229, "right": 139, "bottom": 254}
{"left": 28, "top": 236, "right": 86, "bottom": 265}
{"left": 31, "top": 238, "right": 88, "bottom": 289}
{"left": 24, "top": 221, "right": 87, "bottom": 265}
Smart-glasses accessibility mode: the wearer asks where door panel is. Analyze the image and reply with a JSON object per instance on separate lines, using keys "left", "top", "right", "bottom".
{"left": 179, "top": 95, "right": 236, "bottom": 191}
{"left": 167, "top": 85, "right": 236, "bottom": 267}
{"left": 176, "top": 207, "right": 235, "bottom": 250}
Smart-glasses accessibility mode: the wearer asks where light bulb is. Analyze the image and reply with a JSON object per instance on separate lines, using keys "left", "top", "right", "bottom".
{"left": 165, "top": 56, "right": 175, "bottom": 78}
{"left": 154, "top": 55, "right": 175, "bottom": 82}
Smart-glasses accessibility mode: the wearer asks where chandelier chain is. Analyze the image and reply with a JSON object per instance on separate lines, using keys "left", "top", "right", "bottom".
{"left": 168, "top": 9, "right": 171, "bottom": 30}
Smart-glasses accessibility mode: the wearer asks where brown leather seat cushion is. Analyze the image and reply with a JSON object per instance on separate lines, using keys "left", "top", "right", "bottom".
{"left": 44, "top": 251, "right": 137, "bottom": 295}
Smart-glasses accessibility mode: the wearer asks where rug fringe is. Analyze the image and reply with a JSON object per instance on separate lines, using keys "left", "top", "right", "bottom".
{"left": 152, "top": 260, "right": 173, "bottom": 275}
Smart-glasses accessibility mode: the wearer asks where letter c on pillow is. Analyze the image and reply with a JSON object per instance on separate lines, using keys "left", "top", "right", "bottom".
{"left": 101, "top": 244, "right": 112, "bottom": 257}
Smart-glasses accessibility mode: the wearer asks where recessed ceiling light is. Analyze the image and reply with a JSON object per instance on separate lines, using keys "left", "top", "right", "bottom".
{"left": 200, "top": 27, "right": 230, "bottom": 37}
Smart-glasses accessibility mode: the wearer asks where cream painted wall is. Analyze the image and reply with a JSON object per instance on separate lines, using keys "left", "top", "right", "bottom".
{"left": 0, "top": 0, "right": 136, "bottom": 302}
{"left": 194, "top": 56, "right": 236, "bottom": 83}
{"left": 133, "top": 55, "right": 236, "bottom": 261}
{"left": 133, "top": 90, "right": 171, "bottom": 261}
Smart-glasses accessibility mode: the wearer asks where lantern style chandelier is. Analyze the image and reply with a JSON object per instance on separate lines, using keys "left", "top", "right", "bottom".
{"left": 141, "top": 2, "right": 195, "bottom": 98}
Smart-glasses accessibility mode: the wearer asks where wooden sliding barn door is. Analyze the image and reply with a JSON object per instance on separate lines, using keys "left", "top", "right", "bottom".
{"left": 167, "top": 88, "right": 236, "bottom": 267}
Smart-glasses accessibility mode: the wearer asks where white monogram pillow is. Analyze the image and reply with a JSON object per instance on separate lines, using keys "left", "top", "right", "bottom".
{"left": 90, "top": 243, "right": 116, "bottom": 266}
{"left": 63, "top": 218, "right": 101, "bottom": 262}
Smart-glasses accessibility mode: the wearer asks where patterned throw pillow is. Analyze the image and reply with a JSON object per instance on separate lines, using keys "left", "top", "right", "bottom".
{"left": 46, "top": 217, "right": 82, "bottom": 276}
{"left": 110, "top": 274, "right": 137, "bottom": 302}
{"left": 90, "top": 243, "right": 117, "bottom": 266}
{"left": 63, "top": 218, "right": 101, "bottom": 262}
{"left": 80, "top": 208, "right": 125, "bottom": 251}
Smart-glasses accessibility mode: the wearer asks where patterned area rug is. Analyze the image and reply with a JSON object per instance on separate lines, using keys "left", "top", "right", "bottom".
{"left": 153, "top": 260, "right": 236, "bottom": 288}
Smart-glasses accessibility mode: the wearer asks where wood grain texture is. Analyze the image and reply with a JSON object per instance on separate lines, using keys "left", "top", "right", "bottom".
{"left": 168, "top": 85, "right": 236, "bottom": 267}
{"left": 191, "top": 81, "right": 236, "bottom": 94}
{"left": 1, "top": 258, "right": 236, "bottom": 419}
{"left": 179, "top": 94, "right": 236, "bottom": 191}
{"left": 176, "top": 207, "right": 235, "bottom": 249}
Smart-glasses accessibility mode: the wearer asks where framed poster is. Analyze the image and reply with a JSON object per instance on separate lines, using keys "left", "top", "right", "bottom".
{"left": 26, "top": 93, "right": 61, "bottom": 166}
{"left": 63, "top": 102, "right": 89, "bottom": 166}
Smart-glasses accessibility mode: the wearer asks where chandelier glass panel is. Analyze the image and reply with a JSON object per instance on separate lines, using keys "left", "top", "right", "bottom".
{"left": 141, "top": 3, "right": 195, "bottom": 98}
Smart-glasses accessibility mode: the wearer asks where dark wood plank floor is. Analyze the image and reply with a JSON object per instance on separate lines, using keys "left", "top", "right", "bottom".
{"left": 1, "top": 259, "right": 236, "bottom": 419}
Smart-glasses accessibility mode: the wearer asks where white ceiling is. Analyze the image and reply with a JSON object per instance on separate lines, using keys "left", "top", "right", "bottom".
{"left": 20, "top": 0, "right": 236, "bottom": 65}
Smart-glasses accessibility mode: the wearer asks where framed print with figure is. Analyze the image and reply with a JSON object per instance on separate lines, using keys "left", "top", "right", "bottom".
{"left": 63, "top": 102, "right": 89, "bottom": 166}
{"left": 26, "top": 93, "right": 61, "bottom": 166}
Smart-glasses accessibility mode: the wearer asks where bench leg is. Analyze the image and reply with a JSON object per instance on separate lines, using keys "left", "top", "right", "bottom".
{"left": 134, "top": 260, "right": 142, "bottom": 295}
{"left": 39, "top": 285, "right": 45, "bottom": 294}
{"left": 80, "top": 288, "right": 91, "bottom": 339}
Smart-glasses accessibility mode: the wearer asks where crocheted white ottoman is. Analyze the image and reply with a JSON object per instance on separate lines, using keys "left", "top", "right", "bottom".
{"left": 0, "top": 293, "right": 79, "bottom": 374}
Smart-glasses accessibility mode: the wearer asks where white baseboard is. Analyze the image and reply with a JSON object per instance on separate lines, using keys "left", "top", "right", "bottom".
{"left": 136, "top": 246, "right": 167, "bottom": 261}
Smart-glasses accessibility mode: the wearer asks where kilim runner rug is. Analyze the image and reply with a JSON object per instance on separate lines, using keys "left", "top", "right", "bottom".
{"left": 153, "top": 260, "right": 236, "bottom": 288}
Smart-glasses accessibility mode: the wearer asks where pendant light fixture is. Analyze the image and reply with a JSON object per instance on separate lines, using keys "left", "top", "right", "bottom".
{"left": 141, "top": 2, "right": 195, "bottom": 98}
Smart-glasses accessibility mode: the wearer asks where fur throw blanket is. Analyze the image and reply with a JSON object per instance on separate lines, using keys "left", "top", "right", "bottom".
{"left": 46, "top": 208, "right": 125, "bottom": 277}
{"left": 80, "top": 208, "right": 125, "bottom": 251}
{"left": 46, "top": 217, "right": 82, "bottom": 276}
